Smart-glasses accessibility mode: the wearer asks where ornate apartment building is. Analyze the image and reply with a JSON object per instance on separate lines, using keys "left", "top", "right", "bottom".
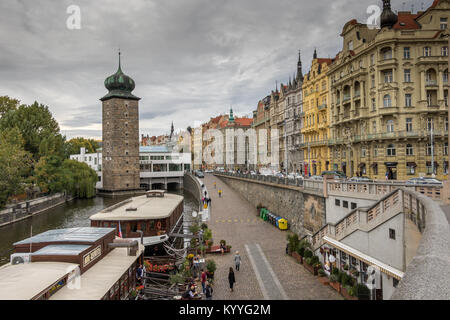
{"left": 252, "top": 96, "right": 271, "bottom": 170}
{"left": 301, "top": 50, "right": 333, "bottom": 176}
{"left": 285, "top": 52, "right": 305, "bottom": 173}
{"left": 328, "top": 0, "right": 449, "bottom": 180}
{"left": 100, "top": 53, "right": 141, "bottom": 194}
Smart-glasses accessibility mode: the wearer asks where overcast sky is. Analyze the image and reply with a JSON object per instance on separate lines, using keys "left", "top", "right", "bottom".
{"left": 0, "top": 0, "right": 429, "bottom": 139}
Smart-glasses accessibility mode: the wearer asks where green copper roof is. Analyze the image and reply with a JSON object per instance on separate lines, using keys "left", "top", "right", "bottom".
{"left": 100, "top": 52, "right": 140, "bottom": 101}
{"left": 229, "top": 107, "right": 235, "bottom": 122}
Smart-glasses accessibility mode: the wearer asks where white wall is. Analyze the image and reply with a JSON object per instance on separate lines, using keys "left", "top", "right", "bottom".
{"left": 326, "top": 195, "right": 376, "bottom": 224}
{"left": 340, "top": 213, "right": 405, "bottom": 271}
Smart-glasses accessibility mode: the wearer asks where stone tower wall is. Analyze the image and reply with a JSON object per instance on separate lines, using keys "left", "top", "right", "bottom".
{"left": 102, "top": 98, "right": 140, "bottom": 191}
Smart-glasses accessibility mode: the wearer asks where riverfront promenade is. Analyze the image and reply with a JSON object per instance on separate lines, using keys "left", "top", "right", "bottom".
{"left": 203, "top": 174, "right": 341, "bottom": 300}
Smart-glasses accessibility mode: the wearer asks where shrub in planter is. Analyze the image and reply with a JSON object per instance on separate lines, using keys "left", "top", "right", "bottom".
{"left": 305, "top": 257, "right": 312, "bottom": 265}
{"left": 329, "top": 274, "right": 339, "bottom": 283}
{"left": 355, "top": 283, "right": 371, "bottom": 300}
{"left": 318, "top": 269, "right": 326, "bottom": 277}
{"left": 303, "top": 249, "right": 313, "bottom": 259}
{"left": 310, "top": 255, "right": 319, "bottom": 265}
{"left": 206, "top": 259, "right": 217, "bottom": 274}
{"left": 331, "top": 268, "right": 340, "bottom": 276}
{"left": 201, "top": 223, "right": 208, "bottom": 230}
{"left": 297, "top": 247, "right": 305, "bottom": 257}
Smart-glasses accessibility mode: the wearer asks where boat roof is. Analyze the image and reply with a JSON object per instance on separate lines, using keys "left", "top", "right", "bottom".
{"left": 0, "top": 262, "right": 78, "bottom": 300}
{"left": 32, "top": 244, "right": 91, "bottom": 256}
{"left": 90, "top": 193, "right": 183, "bottom": 221}
{"left": 50, "top": 244, "right": 144, "bottom": 300}
{"left": 14, "top": 227, "right": 115, "bottom": 246}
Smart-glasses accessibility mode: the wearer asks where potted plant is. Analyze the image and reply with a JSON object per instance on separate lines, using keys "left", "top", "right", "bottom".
{"left": 297, "top": 247, "right": 305, "bottom": 264}
{"left": 354, "top": 283, "right": 371, "bottom": 300}
{"left": 317, "top": 268, "right": 329, "bottom": 285}
{"left": 128, "top": 289, "right": 138, "bottom": 300}
{"left": 206, "top": 259, "right": 216, "bottom": 280}
{"left": 329, "top": 274, "right": 341, "bottom": 293}
{"left": 303, "top": 254, "right": 319, "bottom": 275}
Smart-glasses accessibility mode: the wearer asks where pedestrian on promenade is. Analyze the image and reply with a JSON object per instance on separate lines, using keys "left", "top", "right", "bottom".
{"left": 234, "top": 251, "right": 241, "bottom": 271}
{"left": 214, "top": 182, "right": 216, "bottom": 189}
{"left": 228, "top": 267, "right": 236, "bottom": 292}
{"left": 218, "top": 189, "right": 222, "bottom": 198}
{"left": 204, "top": 190, "right": 208, "bottom": 198}
{"left": 201, "top": 269, "right": 207, "bottom": 294}
{"left": 205, "top": 281, "right": 213, "bottom": 300}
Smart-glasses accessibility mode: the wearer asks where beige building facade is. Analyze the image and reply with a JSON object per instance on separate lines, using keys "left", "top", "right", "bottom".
{"left": 328, "top": 0, "right": 449, "bottom": 180}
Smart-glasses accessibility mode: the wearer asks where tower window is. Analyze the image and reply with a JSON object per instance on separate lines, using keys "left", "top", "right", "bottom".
{"left": 389, "top": 229, "right": 396, "bottom": 240}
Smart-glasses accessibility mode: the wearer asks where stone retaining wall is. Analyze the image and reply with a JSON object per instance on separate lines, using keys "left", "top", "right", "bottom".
{"left": 215, "top": 174, "right": 326, "bottom": 235}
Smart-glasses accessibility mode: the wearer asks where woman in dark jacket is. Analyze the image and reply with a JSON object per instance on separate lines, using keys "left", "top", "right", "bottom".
{"left": 228, "top": 267, "right": 236, "bottom": 292}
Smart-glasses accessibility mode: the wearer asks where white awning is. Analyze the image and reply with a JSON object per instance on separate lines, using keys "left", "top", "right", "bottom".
{"left": 322, "top": 236, "right": 404, "bottom": 280}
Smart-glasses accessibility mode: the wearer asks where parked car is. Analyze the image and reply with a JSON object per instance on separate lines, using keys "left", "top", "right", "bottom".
{"left": 321, "top": 171, "right": 346, "bottom": 179}
{"left": 348, "top": 176, "right": 373, "bottom": 182}
{"left": 194, "top": 170, "right": 204, "bottom": 178}
{"left": 406, "top": 177, "right": 442, "bottom": 185}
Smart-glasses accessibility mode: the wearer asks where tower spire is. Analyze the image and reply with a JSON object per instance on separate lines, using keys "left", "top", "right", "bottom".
{"left": 297, "top": 50, "right": 303, "bottom": 81}
{"left": 313, "top": 48, "right": 317, "bottom": 59}
{"left": 118, "top": 48, "right": 122, "bottom": 71}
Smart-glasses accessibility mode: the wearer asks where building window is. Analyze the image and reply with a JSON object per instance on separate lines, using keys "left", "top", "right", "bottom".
{"left": 426, "top": 143, "right": 433, "bottom": 156}
{"left": 407, "top": 163, "right": 415, "bottom": 175}
{"left": 387, "top": 120, "right": 394, "bottom": 132}
{"left": 351, "top": 203, "right": 357, "bottom": 210}
{"left": 406, "top": 144, "right": 414, "bottom": 156}
{"left": 387, "top": 144, "right": 396, "bottom": 156}
{"left": 371, "top": 75, "right": 375, "bottom": 88}
{"left": 348, "top": 40, "right": 353, "bottom": 51}
{"left": 372, "top": 121, "right": 377, "bottom": 133}
{"left": 445, "top": 143, "right": 448, "bottom": 156}
{"left": 445, "top": 90, "right": 448, "bottom": 107}
{"left": 403, "top": 47, "right": 410, "bottom": 59}
{"left": 442, "top": 47, "right": 449, "bottom": 57}
{"left": 406, "top": 118, "right": 413, "bottom": 132}
{"left": 424, "top": 47, "right": 431, "bottom": 57}
{"left": 361, "top": 147, "right": 366, "bottom": 158}
{"left": 427, "top": 117, "right": 434, "bottom": 131}
{"left": 343, "top": 201, "right": 348, "bottom": 208}
{"left": 383, "top": 95, "right": 392, "bottom": 107}
{"left": 384, "top": 70, "right": 393, "bottom": 83}
{"left": 372, "top": 98, "right": 376, "bottom": 111}
{"left": 427, "top": 162, "right": 437, "bottom": 175}
{"left": 441, "top": 17, "right": 448, "bottom": 30}
{"left": 444, "top": 70, "right": 449, "bottom": 83}
{"left": 389, "top": 229, "right": 396, "bottom": 240}
{"left": 405, "top": 94, "right": 412, "bottom": 107}
{"left": 335, "top": 199, "right": 341, "bottom": 206}
{"left": 370, "top": 54, "right": 375, "bottom": 66}
{"left": 382, "top": 47, "right": 392, "bottom": 60}
{"left": 404, "top": 69, "right": 411, "bottom": 82}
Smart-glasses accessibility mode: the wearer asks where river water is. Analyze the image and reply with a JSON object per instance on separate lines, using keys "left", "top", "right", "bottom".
{"left": 0, "top": 190, "right": 197, "bottom": 266}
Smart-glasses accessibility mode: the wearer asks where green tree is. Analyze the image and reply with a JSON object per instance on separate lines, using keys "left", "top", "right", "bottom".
{"left": 61, "top": 159, "right": 98, "bottom": 198}
{"left": 0, "top": 96, "right": 20, "bottom": 118}
{"left": 64, "top": 137, "right": 100, "bottom": 157}
{"left": 34, "top": 155, "right": 66, "bottom": 194}
{"left": 0, "top": 101, "right": 62, "bottom": 160}
{"left": 0, "top": 128, "right": 32, "bottom": 207}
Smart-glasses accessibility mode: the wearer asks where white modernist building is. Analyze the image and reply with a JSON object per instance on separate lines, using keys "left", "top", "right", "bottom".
{"left": 70, "top": 146, "right": 191, "bottom": 190}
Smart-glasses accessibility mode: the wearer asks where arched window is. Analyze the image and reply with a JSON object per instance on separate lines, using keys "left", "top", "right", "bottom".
{"left": 406, "top": 144, "right": 414, "bottom": 156}
{"left": 383, "top": 95, "right": 392, "bottom": 107}
{"left": 387, "top": 144, "right": 396, "bottom": 156}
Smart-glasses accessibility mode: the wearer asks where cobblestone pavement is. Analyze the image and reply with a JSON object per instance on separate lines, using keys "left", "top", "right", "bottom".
{"left": 201, "top": 174, "right": 342, "bottom": 300}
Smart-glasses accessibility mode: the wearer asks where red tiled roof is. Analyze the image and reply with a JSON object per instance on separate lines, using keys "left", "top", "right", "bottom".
{"left": 317, "top": 58, "right": 333, "bottom": 65}
{"left": 393, "top": 12, "right": 421, "bottom": 29}
{"left": 235, "top": 118, "right": 253, "bottom": 127}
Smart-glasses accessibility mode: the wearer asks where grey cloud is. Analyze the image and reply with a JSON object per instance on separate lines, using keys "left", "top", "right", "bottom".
{"left": 0, "top": 0, "right": 428, "bottom": 140}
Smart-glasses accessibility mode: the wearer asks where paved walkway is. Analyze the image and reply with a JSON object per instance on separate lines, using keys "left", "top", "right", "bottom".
{"left": 201, "top": 174, "right": 342, "bottom": 300}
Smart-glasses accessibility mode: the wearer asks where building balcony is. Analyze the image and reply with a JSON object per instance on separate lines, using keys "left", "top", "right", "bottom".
{"left": 417, "top": 55, "right": 449, "bottom": 65}
{"left": 354, "top": 92, "right": 361, "bottom": 100}
{"left": 343, "top": 94, "right": 351, "bottom": 102}
{"left": 425, "top": 80, "right": 438, "bottom": 87}
{"left": 318, "top": 104, "right": 327, "bottom": 111}
{"left": 378, "top": 58, "right": 398, "bottom": 68}
{"left": 379, "top": 106, "right": 399, "bottom": 116}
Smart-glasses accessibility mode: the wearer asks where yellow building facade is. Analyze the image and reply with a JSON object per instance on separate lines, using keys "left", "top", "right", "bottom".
{"left": 301, "top": 50, "right": 333, "bottom": 176}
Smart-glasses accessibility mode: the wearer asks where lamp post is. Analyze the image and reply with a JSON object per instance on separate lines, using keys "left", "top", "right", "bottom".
{"left": 441, "top": 30, "right": 450, "bottom": 203}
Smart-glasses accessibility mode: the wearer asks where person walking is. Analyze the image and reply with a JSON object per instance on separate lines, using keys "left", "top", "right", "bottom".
{"left": 228, "top": 267, "right": 236, "bottom": 292}
{"left": 201, "top": 269, "right": 207, "bottom": 294}
{"left": 205, "top": 281, "right": 213, "bottom": 300}
{"left": 234, "top": 251, "right": 241, "bottom": 271}
{"left": 213, "top": 182, "right": 216, "bottom": 189}
{"left": 218, "top": 189, "right": 222, "bottom": 198}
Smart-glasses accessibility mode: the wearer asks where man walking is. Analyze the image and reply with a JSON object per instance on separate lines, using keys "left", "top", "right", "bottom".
{"left": 218, "top": 189, "right": 222, "bottom": 198}
{"left": 205, "top": 281, "right": 213, "bottom": 300}
{"left": 228, "top": 267, "right": 236, "bottom": 292}
{"left": 201, "top": 269, "right": 207, "bottom": 294}
{"left": 234, "top": 251, "right": 241, "bottom": 271}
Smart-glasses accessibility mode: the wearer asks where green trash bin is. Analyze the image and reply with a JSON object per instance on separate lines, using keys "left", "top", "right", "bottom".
{"left": 263, "top": 211, "right": 269, "bottom": 221}
{"left": 260, "top": 208, "right": 268, "bottom": 219}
